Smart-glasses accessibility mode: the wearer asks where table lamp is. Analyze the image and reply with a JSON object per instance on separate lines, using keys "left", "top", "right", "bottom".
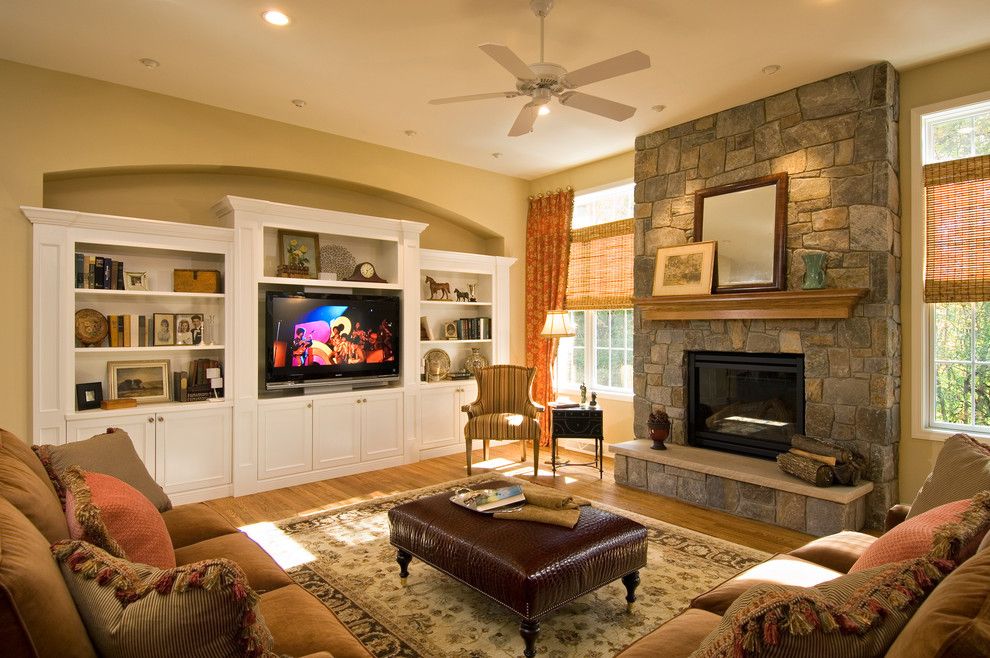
{"left": 540, "top": 310, "right": 576, "bottom": 403}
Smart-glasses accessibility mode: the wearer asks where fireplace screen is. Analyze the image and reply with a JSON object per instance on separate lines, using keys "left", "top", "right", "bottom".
{"left": 687, "top": 351, "right": 804, "bottom": 459}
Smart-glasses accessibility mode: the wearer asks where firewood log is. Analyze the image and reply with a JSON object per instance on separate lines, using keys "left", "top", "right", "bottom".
{"left": 789, "top": 447, "right": 837, "bottom": 466}
{"left": 790, "top": 434, "right": 853, "bottom": 464}
{"left": 777, "top": 452, "right": 835, "bottom": 487}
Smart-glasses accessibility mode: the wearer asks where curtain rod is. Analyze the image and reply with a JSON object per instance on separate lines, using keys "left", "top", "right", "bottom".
{"left": 528, "top": 186, "right": 573, "bottom": 201}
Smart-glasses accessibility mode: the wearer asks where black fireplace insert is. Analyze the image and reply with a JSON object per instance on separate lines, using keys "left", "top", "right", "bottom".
{"left": 687, "top": 351, "right": 804, "bottom": 459}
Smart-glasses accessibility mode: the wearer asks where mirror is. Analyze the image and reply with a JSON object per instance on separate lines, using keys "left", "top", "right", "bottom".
{"left": 694, "top": 173, "right": 788, "bottom": 293}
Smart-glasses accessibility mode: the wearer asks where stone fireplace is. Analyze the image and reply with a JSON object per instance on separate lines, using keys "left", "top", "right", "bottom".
{"left": 618, "top": 62, "right": 901, "bottom": 532}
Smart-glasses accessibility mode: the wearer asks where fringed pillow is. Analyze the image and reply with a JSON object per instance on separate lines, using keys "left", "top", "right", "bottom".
{"left": 850, "top": 491, "right": 990, "bottom": 572}
{"left": 689, "top": 556, "right": 954, "bottom": 658}
{"left": 53, "top": 540, "right": 276, "bottom": 658}
{"left": 63, "top": 466, "right": 175, "bottom": 569}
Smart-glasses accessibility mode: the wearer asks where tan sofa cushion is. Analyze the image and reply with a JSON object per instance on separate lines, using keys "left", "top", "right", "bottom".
{"left": 34, "top": 428, "right": 172, "bottom": 512}
{"left": 0, "top": 428, "right": 56, "bottom": 496}
{"left": 260, "top": 584, "right": 372, "bottom": 658}
{"left": 162, "top": 502, "right": 238, "bottom": 549}
{"left": 787, "top": 530, "right": 877, "bottom": 573}
{"left": 0, "top": 432, "right": 69, "bottom": 543}
{"left": 691, "top": 554, "right": 841, "bottom": 615}
{"left": 886, "top": 544, "right": 990, "bottom": 658}
{"left": 0, "top": 496, "right": 95, "bottom": 658}
{"left": 616, "top": 608, "right": 721, "bottom": 658}
{"left": 174, "top": 532, "right": 293, "bottom": 593}
{"left": 908, "top": 433, "right": 990, "bottom": 519}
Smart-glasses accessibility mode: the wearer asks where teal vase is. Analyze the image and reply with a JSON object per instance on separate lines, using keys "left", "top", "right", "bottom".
{"left": 802, "top": 253, "right": 827, "bottom": 290}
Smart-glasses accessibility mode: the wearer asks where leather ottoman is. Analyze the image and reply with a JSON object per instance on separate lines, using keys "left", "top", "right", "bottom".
{"left": 387, "top": 479, "right": 648, "bottom": 657}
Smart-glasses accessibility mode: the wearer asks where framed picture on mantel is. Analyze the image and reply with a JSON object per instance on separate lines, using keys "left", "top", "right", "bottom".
{"left": 652, "top": 241, "right": 717, "bottom": 297}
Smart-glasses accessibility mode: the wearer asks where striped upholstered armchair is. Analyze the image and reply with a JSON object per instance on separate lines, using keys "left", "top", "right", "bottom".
{"left": 461, "top": 365, "right": 544, "bottom": 476}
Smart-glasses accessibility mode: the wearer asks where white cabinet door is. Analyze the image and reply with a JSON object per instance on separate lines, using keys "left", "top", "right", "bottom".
{"left": 419, "top": 387, "right": 459, "bottom": 450}
{"left": 313, "top": 395, "right": 361, "bottom": 469}
{"left": 361, "top": 391, "right": 403, "bottom": 461}
{"left": 66, "top": 413, "right": 157, "bottom": 476}
{"left": 156, "top": 407, "right": 231, "bottom": 494}
{"left": 258, "top": 399, "right": 312, "bottom": 480}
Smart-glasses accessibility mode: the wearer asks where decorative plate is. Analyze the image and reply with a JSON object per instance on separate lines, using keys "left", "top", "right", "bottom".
{"left": 75, "top": 308, "right": 109, "bottom": 346}
{"left": 423, "top": 348, "right": 451, "bottom": 381}
{"left": 320, "top": 244, "right": 356, "bottom": 281}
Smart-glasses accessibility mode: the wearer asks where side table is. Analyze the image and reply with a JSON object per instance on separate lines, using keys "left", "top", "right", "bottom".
{"left": 550, "top": 405, "right": 604, "bottom": 479}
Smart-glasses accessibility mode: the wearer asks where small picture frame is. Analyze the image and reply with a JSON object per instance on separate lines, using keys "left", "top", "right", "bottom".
{"left": 153, "top": 313, "right": 175, "bottom": 346}
{"left": 107, "top": 360, "right": 171, "bottom": 404}
{"left": 75, "top": 382, "right": 103, "bottom": 411}
{"left": 174, "top": 313, "right": 194, "bottom": 345}
{"left": 420, "top": 316, "right": 435, "bottom": 341}
{"left": 277, "top": 230, "right": 321, "bottom": 279}
{"left": 123, "top": 271, "right": 149, "bottom": 291}
{"left": 652, "top": 241, "right": 717, "bottom": 297}
{"left": 443, "top": 321, "right": 459, "bottom": 340}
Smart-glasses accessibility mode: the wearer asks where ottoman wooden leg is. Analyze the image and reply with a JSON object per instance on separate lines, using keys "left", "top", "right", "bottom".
{"left": 520, "top": 618, "right": 540, "bottom": 658}
{"left": 396, "top": 549, "right": 412, "bottom": 586}
{"left": 622, "top": 570, "right": 641, "bottom": 613}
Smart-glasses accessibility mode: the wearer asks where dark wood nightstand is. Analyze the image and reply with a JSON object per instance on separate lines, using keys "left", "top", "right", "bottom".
{"left": 550, "top": 405, "right": 604, "bottom": 479}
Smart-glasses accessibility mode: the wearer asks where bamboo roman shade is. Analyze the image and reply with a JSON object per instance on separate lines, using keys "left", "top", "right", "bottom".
{"left": 924, "top": 154, "right": 990, "bottom": 303}
{"left": 565, "top": 218, "right": 634, "bottom": 310}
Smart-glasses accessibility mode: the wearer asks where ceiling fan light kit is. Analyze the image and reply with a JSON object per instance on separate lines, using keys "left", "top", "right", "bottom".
{"left": 429, "top": 0, "right": 651, "bottom": 136}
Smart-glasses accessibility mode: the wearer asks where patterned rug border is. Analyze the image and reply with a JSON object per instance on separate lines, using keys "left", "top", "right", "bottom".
{"left": 278, "top": 472, "right": 774, "bottom": 556}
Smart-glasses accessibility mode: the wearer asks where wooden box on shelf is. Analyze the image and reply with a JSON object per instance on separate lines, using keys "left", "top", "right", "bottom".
{"left": 173, "top": 269, "right": 221, "bottom": 293}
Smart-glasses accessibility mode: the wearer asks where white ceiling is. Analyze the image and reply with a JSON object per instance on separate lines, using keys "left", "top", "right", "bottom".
{"left": 2, "top": 0, "right": 989, "bottom": 180}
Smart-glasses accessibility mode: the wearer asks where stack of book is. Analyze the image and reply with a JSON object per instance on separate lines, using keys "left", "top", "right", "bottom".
{"left": 455, "top": 317, "right": 491, "bottom": 340}
{"left": 105, "top": 315, "right": 162, "bottom": 347}
{"left": 75, "top": 253, "right": 126, "bottom": 290}
{"left": 173, "top": 359, "right": 223, "bottom": 402}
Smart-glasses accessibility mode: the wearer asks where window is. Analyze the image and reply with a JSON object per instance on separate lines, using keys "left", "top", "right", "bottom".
{"left": 556, "top": 182, "right": 635, "bottom": 394}
{"left": 922, "top": 99, "right": 990, "bottom": 434}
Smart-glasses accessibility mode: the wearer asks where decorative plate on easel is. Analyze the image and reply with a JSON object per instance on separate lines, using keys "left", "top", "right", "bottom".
{"left": 423, "top": 348, "right": 451, "bottom": 381}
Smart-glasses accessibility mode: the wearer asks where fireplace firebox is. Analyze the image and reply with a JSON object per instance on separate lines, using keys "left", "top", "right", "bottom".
{"left": 687, "top": 351, "right": 804, "bottom": 459}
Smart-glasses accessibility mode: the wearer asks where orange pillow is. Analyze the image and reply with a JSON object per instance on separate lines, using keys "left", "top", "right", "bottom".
{"left": 63, "top": 467, "right": 175, "bottom": 569}
{"left": 850, "top": 493, "right": 990, "bottom": 572}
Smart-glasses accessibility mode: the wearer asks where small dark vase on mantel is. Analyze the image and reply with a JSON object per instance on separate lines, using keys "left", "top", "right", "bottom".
{"left": 648, "top": 410, "right": 671, "bottom": 450}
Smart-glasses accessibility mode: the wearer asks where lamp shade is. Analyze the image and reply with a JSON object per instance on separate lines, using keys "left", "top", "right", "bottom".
{"left": 540, "top": 310, "right": 576, "bottom": 338}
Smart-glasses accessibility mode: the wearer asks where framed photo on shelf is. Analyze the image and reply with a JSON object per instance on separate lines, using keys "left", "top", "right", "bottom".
{"left": 175, "top": 314, "right": 194, "bottom": 345}
{"left": 153, "top": 313, "right": 175, "bottom": 346}
{"left": 107, "top": 360, "right": 171, "bottom": 404}
{"left": 75, "top": 382, "right": 103, "bottom": 411}
{"left": 443, "top": 321, "right": 458, "bottom": 340}
{"left": 652, "top": 241, "right": 717, "bottom": 297}
{"left": 123, "top": 271, "right": 149, "bottom": 291}
{"left": 277, "top": 229, "right": 320, "bottom": 279}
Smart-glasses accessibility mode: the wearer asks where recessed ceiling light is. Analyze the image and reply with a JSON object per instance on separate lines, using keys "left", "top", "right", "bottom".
{"left": 138, "top": 58, "right": 160, "bottom": 69}
{"left": 651, "top": 104, "right": 666, "bottom": 113}
{"left": 491, "top": 152, "right": 502, "bottom": 159}
{"left": 404, "top": 130, "right": 417, "bottom": 137}
{"left": 291, "top": 99, "right": 306, "bottom": 108}
{"left": 262, "top": 10, "right": 290, "bottom": 26}
{"left": 538, "top": 105, "right": 550, "bottom": 116}
{"left": 762, "top": 64, "right": 782, "bottom": 75}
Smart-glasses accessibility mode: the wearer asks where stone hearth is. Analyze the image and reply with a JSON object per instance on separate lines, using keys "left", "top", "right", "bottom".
{"left": 632, "top": 62, "right": 900, "bottom": 530}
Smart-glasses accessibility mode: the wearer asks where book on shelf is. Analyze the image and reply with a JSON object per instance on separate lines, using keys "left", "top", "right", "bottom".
{"left": 453, "top": 485, "right": 525, "bottom": 512}
{"left": 75, "top": 253, "right": 84, "bottom": 288}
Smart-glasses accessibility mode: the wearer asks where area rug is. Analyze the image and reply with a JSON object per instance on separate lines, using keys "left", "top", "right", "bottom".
{"left": 274, "top": 475, "right": 769, "bottom": 657}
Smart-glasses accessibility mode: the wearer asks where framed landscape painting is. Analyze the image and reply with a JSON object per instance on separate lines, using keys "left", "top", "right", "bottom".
{"left": 107, "top": 359, "right": 171, "bottom": 403}
{"left": 652, "top": 241, "right": 717, "bottom": 296}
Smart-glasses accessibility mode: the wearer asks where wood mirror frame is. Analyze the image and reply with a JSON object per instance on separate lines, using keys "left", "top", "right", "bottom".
{"left": 694, "top": 172, "right": 788, "bottom": 294}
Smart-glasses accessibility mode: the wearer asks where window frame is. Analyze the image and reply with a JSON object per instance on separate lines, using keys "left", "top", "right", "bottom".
{"left": 911, "top": 90, "right": 990, "bottom": 442}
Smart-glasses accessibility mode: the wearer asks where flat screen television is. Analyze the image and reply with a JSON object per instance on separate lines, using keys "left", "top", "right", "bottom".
{"left": 265, "top": 291, "right": 400, "bottom": 391}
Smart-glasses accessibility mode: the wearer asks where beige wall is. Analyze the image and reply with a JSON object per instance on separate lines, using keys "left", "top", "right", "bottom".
{"left": 529, "top": 151, "right": 636, "bottom": 444}
{"left": 0, "top": 59, "right": 530, "bottom": 439}
{"left": 898, "top": 45, "right": 990, "bottom": 503}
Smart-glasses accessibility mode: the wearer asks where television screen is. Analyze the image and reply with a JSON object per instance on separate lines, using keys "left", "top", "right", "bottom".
{"left": 265, "top": 292, "right": 400, "bottom": 389}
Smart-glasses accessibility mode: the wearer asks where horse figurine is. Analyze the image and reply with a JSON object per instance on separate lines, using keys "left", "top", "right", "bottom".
{"left": 425, "top": 275, "right": 451, "bottom": 300}
{"left": 454, "top": 289, "right": 470, "bottom": 302}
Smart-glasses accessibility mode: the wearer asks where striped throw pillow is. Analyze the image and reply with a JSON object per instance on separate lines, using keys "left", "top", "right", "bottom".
{"left": 53, "top": 540, "right": 275, "bottom": 658}
{"left": 690, "top": 556, "right": 954, "bottom": 658}
{"left": 908, "top": 434, "right": 990, "bottom": 519}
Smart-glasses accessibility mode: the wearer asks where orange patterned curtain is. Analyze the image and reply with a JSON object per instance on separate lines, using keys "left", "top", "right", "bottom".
{"left": 525, "top": 188, "right": 574, "bottom": 445}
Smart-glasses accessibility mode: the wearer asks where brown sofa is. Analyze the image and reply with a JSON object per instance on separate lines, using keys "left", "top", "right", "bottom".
{"left": 617, "top": 504, "right": 990, "bottom": 657}
{"left": 0, "top": 428, "right": 371, "bottom": 658}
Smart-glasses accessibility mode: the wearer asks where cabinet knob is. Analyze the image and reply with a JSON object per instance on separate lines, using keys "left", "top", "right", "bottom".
{"left": 363, "top": 398, "right": 368, "bottom": 403}
{"left": 157, "top": 416, "right": 164, "bottom": 422}
{"left": 148, "top": 417, "right": 155, "bottom": 423}
{"left": 307, "top": 402, "right": 312, "bottom": 408}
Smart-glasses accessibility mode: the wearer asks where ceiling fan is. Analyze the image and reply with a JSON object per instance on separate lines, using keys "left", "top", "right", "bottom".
{"left": 429, "top": 0, "right": 651, "bottom": 136}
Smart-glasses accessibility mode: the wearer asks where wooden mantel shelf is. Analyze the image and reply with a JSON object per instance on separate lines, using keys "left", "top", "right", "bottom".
{"left": 634, "top": 288, "right": 868, "bottom": 321}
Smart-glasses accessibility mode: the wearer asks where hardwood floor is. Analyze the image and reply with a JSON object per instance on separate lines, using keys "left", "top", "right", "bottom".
{"left": 205, "top": 444, "right": 813, "bottom": 553}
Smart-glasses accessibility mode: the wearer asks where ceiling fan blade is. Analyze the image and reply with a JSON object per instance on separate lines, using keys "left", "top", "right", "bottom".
{"left": 564, "top": 50, "right": 651, "bottom": 88}
{"left": 508, "top": 103, "right": 540, "bottom": 137}
{"left": 429, "top": 91, "right": 520, "bottom": 105}
{"left": 479, "top": 43, "right": 537, "bottom": 81}
{"left": 559, "top": 92, "right": 637, "bottom": 121}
